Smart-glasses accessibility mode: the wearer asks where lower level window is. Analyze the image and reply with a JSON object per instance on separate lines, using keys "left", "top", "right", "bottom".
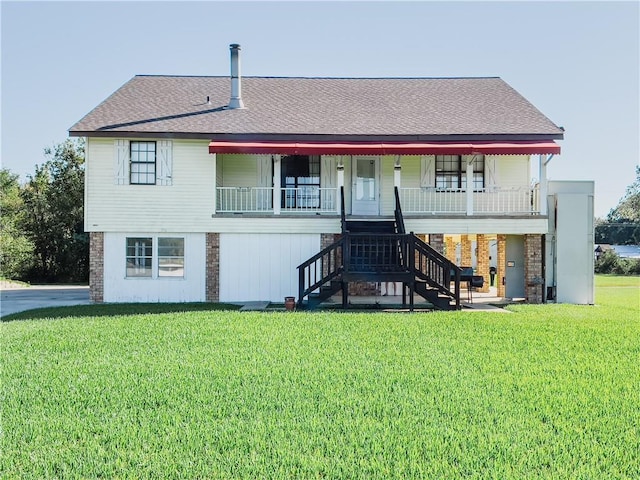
{"left": 126, "top": 238, "right": 152, "bottom": 277}
{"left": 158, "top": 238, "right": 185, "bottom": 277}
{"left": 126, "top": 236, "right": 185, "bottom": 278}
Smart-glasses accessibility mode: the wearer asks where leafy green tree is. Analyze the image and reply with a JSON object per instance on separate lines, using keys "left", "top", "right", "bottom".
{"left": 608, "top": 165, "right": 640, "bottom": 223}
{"left": 20, "top": 139, "right": 88, "bottom": 282}
{"left": 0, "top": 168, "right": 34, "bottom": 279}
{"left": 595, "top": 166, "right": 640, "bottom": 245}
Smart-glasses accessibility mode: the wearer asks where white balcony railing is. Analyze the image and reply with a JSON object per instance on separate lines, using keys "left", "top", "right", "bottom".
{"left": 216, "top": 185, "right": 540, "bottom": 215}
{"left": 216, "top": 187, "right": 337, "bottom": 213}
{"left": 216, "top": 187, "right": 274, "bottom": 213}
{"left": 399, "top": 185, "right": 540, "bottom": 215}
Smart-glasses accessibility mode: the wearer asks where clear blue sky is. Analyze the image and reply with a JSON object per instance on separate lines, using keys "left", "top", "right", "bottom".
{"left": 2, "top": 1, "right": 638, "bottom": 217}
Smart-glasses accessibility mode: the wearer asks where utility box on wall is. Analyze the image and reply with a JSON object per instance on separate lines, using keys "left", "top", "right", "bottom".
{"left": 547, "top": 181, "right": 595, "bottom": 304}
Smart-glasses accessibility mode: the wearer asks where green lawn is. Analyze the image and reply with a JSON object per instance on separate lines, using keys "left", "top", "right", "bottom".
{"left": 2, "top": 277, "right": 639, "bottom": 478}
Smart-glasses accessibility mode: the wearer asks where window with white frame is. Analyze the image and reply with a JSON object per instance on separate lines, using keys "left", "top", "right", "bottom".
{"left": 126, "top": 238, "right": 153, "bottom": 277}
{"left": 130, "top": 141, "right": 156, "bottom": 185}
{"left": 158, "top": 238, "right": 185, "bottom": 277}
{"left": 435, "top": 155, "right": 484, "bottom": 190}
{"left": 125, "top": 236, "right": 185, "bottom": 278}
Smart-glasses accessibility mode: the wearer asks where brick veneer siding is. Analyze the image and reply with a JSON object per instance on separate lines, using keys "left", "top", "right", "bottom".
{"left": 444, "top": 236, "right": 457, "bottom": 263}
{"left": 428, "top": 234, "right": 444, "bottom": 255}
{"left": 461, "top": 235, "right": 472, "bottom": 266}
{"left": 476, "top": 234, "right": 490, "bottom": 293}
{"left": 497, "top": 234, "right": 506, "bottom": 298}
{"left": 206, "top": 233, "right": 220, "bottom": 302}
{"left": 89, "top": 232, "right": 104, "bottom": 303}
{"left": 524, "top": 234, "right": 543, "bottom": 304}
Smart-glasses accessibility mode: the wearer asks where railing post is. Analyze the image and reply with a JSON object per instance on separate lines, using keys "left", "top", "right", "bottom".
{"left": 343, "top": 233, "right": 350, "bottom": 274}
{"left": 466, "top": 157, "right": 474, "bottom": 215}
{"left": 273, "top": 155, "right": 281, "bottom": 215}
{"left": 212, "top": 153, "right": 217, "bottom": 214}
{"left": 539, "top": 154, "right": 548, "bottom": 215}
{"left": 298, "top": 266, "right": 305, "bottom": 307}
{"left": 337, "top": 161, "right": 344, "bottom": 215}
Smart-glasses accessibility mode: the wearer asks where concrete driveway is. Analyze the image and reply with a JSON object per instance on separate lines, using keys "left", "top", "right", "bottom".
{"left": 1, "top": 285, "right": 90, "bottom": 317}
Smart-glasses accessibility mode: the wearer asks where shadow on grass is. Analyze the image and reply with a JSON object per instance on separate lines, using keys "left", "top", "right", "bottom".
{"left": 1, "top": 303, "right": 241, "bottom": 322}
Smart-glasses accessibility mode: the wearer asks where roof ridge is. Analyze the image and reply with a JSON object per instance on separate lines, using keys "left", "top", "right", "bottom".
{"left": 133, "top": 74, "right": 502, "bottom": 80}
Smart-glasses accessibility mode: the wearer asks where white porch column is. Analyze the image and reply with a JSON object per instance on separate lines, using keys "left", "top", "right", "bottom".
{"left": 211, "top": 153, "right": 217, "bottom": 214}
{"left": 336, "top": 158, "right": 345, "bottom": 214}
{"left": 539, "top": 154, "right": 548, "bottom": 216}
{"left": 466, "top": 156, "right": 474, "bottom": 215}
{"left": 394, "top": 156, "right": 401, "bottom": 188}
{"left": 273, "top": 155, "right": 281, "bottom": 215}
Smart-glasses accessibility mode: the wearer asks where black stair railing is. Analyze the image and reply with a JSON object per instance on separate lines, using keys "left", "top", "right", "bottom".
{"left": 411, "top": 234, "right": 461, "bottom": 309}
{"left": 340, "top": 186, "right": 346, "bottom": 234}
{"left": 394, "top": 186, "right": 406, "bottom": 234}
{"left": 297, "top": 237, "right": 344, "bottom": 307}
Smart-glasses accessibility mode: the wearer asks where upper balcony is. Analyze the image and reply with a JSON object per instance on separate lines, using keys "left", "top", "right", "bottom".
{"left": 213, "top": 151, "right": 549, "bottom": 217}
{"left": 215, "top": 185, "right": 541, "bottom": 216}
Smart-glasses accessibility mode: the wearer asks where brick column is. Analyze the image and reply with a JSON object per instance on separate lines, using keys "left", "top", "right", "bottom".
{"left": 206, "top": 233, "right": 220, "bottom": 302}
{"left": 444, "top": 236, "right": 457, "bottom": 263}
{"left": 476, "top": 234, "right": 490, "bottom": 293}
{"left": 89, "top": 232, "right": 104, "bottom": 303}
{"left": 320, "top": 233, "right": 341, "bottom": 278}
{"left": 428, "top": 234, "right": 444, "bottom": 255}
{"left": 497, "top": 234, "right": 506, "bottom": 298}
{"left": 461, "top": 235, "right": 472, "bottom": 267}
{"left": 524, "top": 234, "right": 543, "bottom": 304}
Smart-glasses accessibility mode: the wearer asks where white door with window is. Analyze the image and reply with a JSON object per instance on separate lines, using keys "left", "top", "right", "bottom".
{"left": 352, "top": 156, "right": 380, "bottom": 215}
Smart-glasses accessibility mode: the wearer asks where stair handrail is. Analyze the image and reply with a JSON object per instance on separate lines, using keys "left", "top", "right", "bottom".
{"left": 297, "top": 236, "right": 344, "bottom": 306}
{"left": 394, "top": 186, "right": 406, "bottom": 234}
{"left": 411, "top": 233, "right": 461, "bottom": 309}
{"left": 340, "top": 186, "right": 346, "bottom": 235}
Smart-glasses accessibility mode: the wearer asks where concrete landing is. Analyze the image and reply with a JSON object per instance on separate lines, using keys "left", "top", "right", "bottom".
{"left": 239, "top": 301, "right": 270, "bottom": 311}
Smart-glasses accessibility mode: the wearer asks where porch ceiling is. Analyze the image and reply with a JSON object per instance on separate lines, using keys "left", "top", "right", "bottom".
{"left": 208, "top": 140, "right": 560, "bottom": 156}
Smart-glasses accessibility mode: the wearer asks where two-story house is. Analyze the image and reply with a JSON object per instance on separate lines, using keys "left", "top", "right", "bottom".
{"left": 69, "top": 44, "right": 594, "bottom": 309}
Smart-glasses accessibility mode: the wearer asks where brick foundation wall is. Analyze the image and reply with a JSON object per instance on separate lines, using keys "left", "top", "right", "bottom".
{"left": 444, "top": 236, "right": 457, "bottom": 263}
{"left": 206, "top": 233, "right": 220, "bottom": 302}
{"left": 461, "top": 235, "right": 472, "bottom": 266}
{"left": 428, "top": 234, "right": 444, "bottom": 255}
{"left": 524, "top": 234, "right": 543, "bottom": 304}
{"left": 89, "top": 232, "right": 104, "bottom": 303}
{"left": 497, "top": 234, "right": 506, "bottom": 298}
{"left": 476, "top": 234, "right": 490, "bottom": 293}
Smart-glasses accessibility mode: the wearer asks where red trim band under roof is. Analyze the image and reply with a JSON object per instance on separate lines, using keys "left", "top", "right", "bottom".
{"left": 208, "top": 140, "right": 560, "bottom": 156}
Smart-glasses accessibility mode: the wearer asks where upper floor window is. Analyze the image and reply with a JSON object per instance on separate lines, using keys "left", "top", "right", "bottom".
{"left": 435, "top": 155, "right": 484, "bottom": 190}
{"left": 130, "top": 141, "right": 156, "bottom": 185}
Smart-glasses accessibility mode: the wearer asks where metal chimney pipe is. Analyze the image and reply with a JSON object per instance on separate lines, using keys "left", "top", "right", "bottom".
{"left": 228, "top": 43, "right": 245, "bottom": 109}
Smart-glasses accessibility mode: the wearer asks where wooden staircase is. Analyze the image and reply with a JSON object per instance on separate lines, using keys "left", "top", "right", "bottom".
{"left": 297, "top": 187, "right": 461, "bottom": 310}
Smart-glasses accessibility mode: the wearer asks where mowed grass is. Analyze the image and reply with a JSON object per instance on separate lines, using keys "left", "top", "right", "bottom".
{"left": 2, "top": 278, "right": 639, "bottom": 478}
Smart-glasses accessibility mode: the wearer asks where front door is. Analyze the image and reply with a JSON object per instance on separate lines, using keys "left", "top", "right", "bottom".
{"left": 505, "top": 235, "right": 525, "bottom": 299}
{"left": 352, "top": 156, "right": 380, "bottom": 215}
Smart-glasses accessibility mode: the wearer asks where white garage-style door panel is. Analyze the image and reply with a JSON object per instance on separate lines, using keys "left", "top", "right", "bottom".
{"left": 220, "top": 233, "right": 321, "bottom": 302}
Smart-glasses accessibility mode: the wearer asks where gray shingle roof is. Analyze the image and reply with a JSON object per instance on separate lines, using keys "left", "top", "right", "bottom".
{"left": 69, "top": 76, "right": 563, "bottom": 140}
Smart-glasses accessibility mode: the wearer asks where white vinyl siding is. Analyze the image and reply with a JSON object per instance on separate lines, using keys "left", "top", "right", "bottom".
{"left": 219, "top": 233, "right": 320, "bottom": 302}
{"left": 86, "top": 138, "right": 215, "bottom": 232}
{"left": 493, "top": 155, "right": 530, "bottom": 186}
{"left": 220, "top": 154, "right": 261, "bottom": 187}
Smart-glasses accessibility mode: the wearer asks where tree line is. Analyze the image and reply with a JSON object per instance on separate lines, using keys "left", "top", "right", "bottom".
{"left": 1, "top": 139, "right": 88, "bottom": 283}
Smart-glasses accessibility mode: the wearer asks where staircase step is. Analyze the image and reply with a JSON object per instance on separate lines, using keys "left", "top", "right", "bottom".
{"left": 345, "top": 220, "right": 396, "bottom": 233}
{"left": 414, "top": 281, "right": 456, "bottom": 310}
